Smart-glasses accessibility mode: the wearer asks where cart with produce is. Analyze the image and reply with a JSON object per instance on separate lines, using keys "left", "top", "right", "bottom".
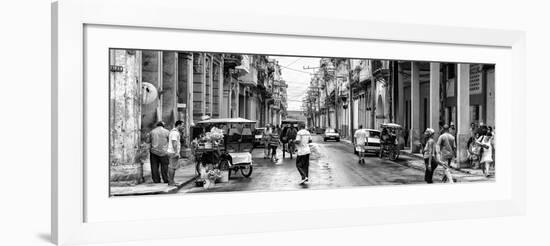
{"left": 192, "top": 118, "right": 256, "bottom": 187}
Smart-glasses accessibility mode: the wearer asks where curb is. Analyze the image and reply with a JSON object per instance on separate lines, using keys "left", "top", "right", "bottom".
{"left": 112, "top": 175, "right": 197, "bottom": 196}
{"left": 340, "top": 139, "right": 353, "bottom": 146}
{"left": 168, "top": 176, "right": 198, "bottom": 193}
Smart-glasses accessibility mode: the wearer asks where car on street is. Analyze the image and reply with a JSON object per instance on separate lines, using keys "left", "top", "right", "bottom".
{"left": 253, "top": 127, "right": 266, "bottom": 147}
{"left": 315, "top": 127, "right": 325, "bottom": 135}
{"left": 323, "top": 128, "right": 340, "bottom": 142}
{"left": 354, "top": 129, "right": 381, "bottom": 155}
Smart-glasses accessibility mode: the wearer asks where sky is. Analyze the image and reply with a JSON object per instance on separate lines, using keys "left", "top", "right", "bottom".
{"left": 268, "top": 56, "right": 321, "bottom": 111}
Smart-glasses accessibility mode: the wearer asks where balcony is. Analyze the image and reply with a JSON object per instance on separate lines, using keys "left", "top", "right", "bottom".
{"left": 372, "top": 60, "right": 390, "bottom": 76}
{"left": 235, "top": 55, "right": 250, "bottom": 74}
{"left": 238, "top": 66, "right": 258, "bottom": 86}
{"left": 223, "top": 54, "right": 242, "bottom": 69}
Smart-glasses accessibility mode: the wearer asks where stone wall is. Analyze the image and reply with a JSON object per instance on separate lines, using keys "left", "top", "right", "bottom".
{"left": 109, "top": 49, "right": 143, "bottom": 184}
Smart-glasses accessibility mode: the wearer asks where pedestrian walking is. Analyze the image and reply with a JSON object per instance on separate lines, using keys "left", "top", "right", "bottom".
{"left": 166, "top": 120, "right": 184, "bottom": 186}
{"left": 263, "top": 124, "right": 272, "bottom": 159}
{"left": 449, "top": 122, "right": 457, "bottom": 138}
{"left": 467, "top": 132, "right": 482, "bottom": 169}
{"left": 477, "top": 132, "right": 494, "bottom": 177}
{"left": 354, "top": 125, "right": 368, "bottom": 163}
{"left": 436, "top": 124, "right": 456, "bottom": 183}
{"left": 280, "top": 124, "right": 289, "bottom": 158}
{"left": 488, "top": 126, "right": 495, "bottom": 164}
{"left": 148, "top": 121, "right": 170, "bottom": 183}
{"left": 284, "top": 125, "right": 298, "bottom": 159}
{"left": 294, "top": 124, "right": 312, "bottom": 184}
{"left": 422, "top": 128, "right": 437, "bottom": 183}
{"left": 268, "top": 127, "right": 281, "bottom": 163}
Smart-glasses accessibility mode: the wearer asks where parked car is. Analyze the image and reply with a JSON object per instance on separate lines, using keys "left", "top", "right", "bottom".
{"left": 253, "top": 127, "right": 266, "bottom": 147}
{"left": 353, "top": 129, "right": 381, "bottom": 155}
{"left": 315, "top": 127, "right": 325, "bottom": 135}
{"left": 323, "top": 128, "right": 340, "bottom": 142}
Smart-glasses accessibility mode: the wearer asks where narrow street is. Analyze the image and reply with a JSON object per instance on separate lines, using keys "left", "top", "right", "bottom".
{"left": 178, "top": 134, "right": 491, "bottom": 194}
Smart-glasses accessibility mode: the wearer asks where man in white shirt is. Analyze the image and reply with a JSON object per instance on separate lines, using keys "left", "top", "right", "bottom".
{"left": 166, "top": 120, "right": 185, "bottom": 186}
{"left": 294, "top": 124, "right": 312, "bottom": 184}
{"left": 354, "top": 125, "right": 368, "bottom": 164}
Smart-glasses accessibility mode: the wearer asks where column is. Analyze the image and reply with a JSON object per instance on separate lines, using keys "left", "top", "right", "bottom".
{"left": 429, "top": 63, "right": 440, "bottom": 134}
{"left": 397, "top": 62, "right": 405, "bottom": 127}
{"left": 161, "top": 51, "right": 177, "bottom": 127}
{"left": 456, "top": 63, "right": 470, "bottom": 167}
{"left": 218, "top": 59, "right": 224, "bottom": 118}
{"left": 209, "top": 57, "right": 214, "bottom": 116}
{"left": 265, "top": 101, "right": 269, "bottom": 126}
{"left": 109, "top": 49, "right": 142, "bottom": 184}
{"left": 202, "top": 54, "right": 207, "bottom": 116}
{"left": 192, "top": 53, "right": 205, "bottom": 122}
{"left": 157, "top": 51, "right": 163, "bottom": 122}
{"left": 186, "top": 53, "right": 193, "bottom": 135}
{"left": 235, "top": 84, "right": 240, "bottom": 118}
{"left": 410, "top": 62, "right": 421, "bottom": 153}
{"left": 244, "top": 87, "right": 247, "bottom": 118}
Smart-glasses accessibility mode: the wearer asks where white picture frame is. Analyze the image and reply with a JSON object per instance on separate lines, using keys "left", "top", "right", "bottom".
{"left": 52, "top": 0, "right": 526, "bottom": 245}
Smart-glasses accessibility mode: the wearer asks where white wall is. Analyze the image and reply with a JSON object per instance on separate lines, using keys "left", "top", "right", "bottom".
{"left": 2, "top": 0, "right": 548, "bottom": 246}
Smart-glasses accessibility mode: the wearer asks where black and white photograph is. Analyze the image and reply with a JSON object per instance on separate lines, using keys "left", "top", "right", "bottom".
{"left": 109, "top": 50, "right": 496, "bottom": 196}
{"left": 8, "top": 0, "right": 550, "bottom": 245}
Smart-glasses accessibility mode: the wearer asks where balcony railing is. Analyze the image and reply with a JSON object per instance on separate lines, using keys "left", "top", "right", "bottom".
{"left": 223, "top": 54, "right": 242, "bottom": 68}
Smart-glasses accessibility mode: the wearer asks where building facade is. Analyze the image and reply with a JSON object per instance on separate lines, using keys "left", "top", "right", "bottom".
{"left": 109, "top": 50, "right": 287, "bottom": 184}
{"left": 304, "top": 59, "right": 495, "bottom": 168}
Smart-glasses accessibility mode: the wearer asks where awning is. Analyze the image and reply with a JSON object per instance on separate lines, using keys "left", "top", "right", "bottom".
{"left": 197, "top": 118, "right": 257, "bottom": 124}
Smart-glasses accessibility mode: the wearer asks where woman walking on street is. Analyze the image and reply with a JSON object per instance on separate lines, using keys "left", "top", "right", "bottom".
{"left": 477, "top": 132, "right": 494, "bottom": 177}
{"left": 263, "top": 124, "right": 272, "bottom": 159}
{"left": 269, "top": 127, "right": 281, "bottom": 163}
{"left": 422, "top": 128, "right": 437, "bottom": 183}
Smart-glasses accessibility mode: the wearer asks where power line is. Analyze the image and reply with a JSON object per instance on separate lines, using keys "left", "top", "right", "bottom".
{"left": 278, "top": 64, "right": 314, "bottom": 75}
{"left": 283, "top": 57, "right": 302, "bottom": 68}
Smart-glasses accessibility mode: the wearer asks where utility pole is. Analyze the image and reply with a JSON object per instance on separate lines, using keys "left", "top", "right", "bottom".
{"left": 348, "top": 59, "right": 354, "bottom": 143}
{"left": 303, "top": 65, "right": 322, "bottom": 128}
{"left": 335, "top": 72, "right": 339, "bottom": 132}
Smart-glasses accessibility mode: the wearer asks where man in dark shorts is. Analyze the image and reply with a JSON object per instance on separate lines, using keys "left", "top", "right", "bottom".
{"left": 294, "top": 124, "right": 312, "bottom": 184}
{"left": 148, "top": 121, "right": 170, "bottom": 183}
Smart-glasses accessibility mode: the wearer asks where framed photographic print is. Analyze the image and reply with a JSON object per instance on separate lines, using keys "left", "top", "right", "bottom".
{"left": 52, "top": 0, "right": 526, "bottom": 245}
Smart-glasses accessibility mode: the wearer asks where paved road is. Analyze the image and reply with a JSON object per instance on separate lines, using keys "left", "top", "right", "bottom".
{"left": 178, "top": 134, "right": 489, "bottom": 194}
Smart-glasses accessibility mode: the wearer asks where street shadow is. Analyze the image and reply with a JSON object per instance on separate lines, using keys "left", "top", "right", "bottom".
{"left": 299, "top": 183, "right": 310, "bottom": 188}
{"left": 36, "top": 233, "right": 52, "bottom": 243}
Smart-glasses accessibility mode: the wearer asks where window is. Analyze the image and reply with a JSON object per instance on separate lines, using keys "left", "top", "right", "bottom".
{"left": 368, "top": 131, "right": 380, "bottom": 138}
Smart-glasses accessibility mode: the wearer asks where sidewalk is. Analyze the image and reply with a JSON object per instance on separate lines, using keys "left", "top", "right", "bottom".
{"left": 110, "top": 158, "right": 197, "bottom": 196}
{"left": 399, "top": 150, "right": 492, "bottom": 176}
{"left": 341, "top": 138, "right": 490, "bottom": 178}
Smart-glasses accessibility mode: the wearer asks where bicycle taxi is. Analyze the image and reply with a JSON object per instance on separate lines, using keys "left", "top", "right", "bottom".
{"left": 379, "top": 123, "right": 403, "bottom": 161}
{"left": 192, "top": 118, "right": 256, "bottom": 183}
{"left": 280, "top": 119, "right": 304, "bottom": 159}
